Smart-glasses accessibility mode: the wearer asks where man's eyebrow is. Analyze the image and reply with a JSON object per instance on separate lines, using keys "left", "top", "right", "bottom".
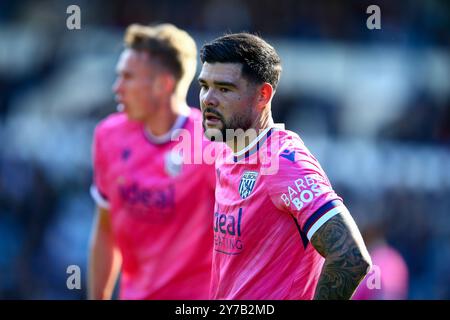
{"left": 214, "top": 81, "right": 237, "bottom": 88}
{"left": 198, "top": 78, "right": 237, "bottom": 88}
{"left": 117, "top": 70, "right": 133, "bottom": 77}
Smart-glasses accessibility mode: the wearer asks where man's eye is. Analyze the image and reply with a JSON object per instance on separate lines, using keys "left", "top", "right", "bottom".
{"left": 200, "top": 84, "right": 208, "bottom": 90}
{"left": 220, "top": 87, "right": 230, "bottom": 93}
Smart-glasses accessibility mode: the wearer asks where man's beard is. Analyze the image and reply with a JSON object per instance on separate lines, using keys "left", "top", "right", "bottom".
{"left": 203, "top": 108, "right": 254, "bottom": 142}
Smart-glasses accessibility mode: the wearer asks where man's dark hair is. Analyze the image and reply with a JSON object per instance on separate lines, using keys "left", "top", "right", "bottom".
{"left": 200, "top": 33, "right": 282, "bottom": 90}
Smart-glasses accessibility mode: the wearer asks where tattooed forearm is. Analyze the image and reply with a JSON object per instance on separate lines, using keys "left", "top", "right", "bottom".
{"left": 311, "top": 212, "right": 371, "bottom": 300}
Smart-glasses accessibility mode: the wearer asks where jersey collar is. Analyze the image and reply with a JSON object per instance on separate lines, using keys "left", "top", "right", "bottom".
{"left": 143, "top": 109, "right": 190, "bottom": 145}
{"left": 232, "top": 127, "right": 274, "bottom": 163}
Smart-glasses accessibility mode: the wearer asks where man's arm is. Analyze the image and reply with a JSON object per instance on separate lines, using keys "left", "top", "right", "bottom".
{"left": 87, "top": 206, "right": 122, "bottom": 300}
{"left": 311, "top": 209, "right": 372, "bottom": 300}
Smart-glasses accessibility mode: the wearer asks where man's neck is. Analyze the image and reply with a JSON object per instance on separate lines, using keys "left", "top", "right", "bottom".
{"left": 227, "top": 109, "right": 274, "bottom": 154}
{"left": 144, "top": 95, "right": 189, "bottom": 137}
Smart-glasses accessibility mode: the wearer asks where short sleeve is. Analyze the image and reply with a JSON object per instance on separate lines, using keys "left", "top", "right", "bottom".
{"left": 90, "top": 125, "right": 110, "bottom": 209}
{"left": 267, "top": 148, "right": 346, "bottom": 240}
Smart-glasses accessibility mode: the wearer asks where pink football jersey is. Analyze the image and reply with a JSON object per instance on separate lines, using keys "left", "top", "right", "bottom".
{"left": 91, "top": 108, "right": 215, "bottom": 299}
{"left": 211, "top": 127, "right": 347, "bottom": 299}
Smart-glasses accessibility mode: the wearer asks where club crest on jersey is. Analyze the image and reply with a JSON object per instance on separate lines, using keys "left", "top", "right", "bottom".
{"left": 165, "top": 150, "right": 183, "bottom": 177}
{"left": 239, "top": 171, "right": 258, "bottom": 199}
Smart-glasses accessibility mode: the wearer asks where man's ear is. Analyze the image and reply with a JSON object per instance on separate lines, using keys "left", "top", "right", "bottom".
{"left": 256, "top": 83, "right": 273, "bottom": 110}
{"left": 154, "top": 73, "right": 176, "bottom": 94}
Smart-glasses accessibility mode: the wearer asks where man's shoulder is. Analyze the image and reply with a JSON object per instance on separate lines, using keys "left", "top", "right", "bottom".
{"left": 97, "top": 112, "right": 129, "bottom": 130}
{"left": 188, "top": 106, "right": 202, "bottom": 117}
{"left": 272, "top": 129, "right": 312, "bottom": 164}
{"left": 172, "top": 106, "right": 202, "bottom": 134}
{"left": 262, "top": 129, "right": 324, "bottom": 180}
{"left": 95, "top": 112, "right": 136, "bottom": 135}
{"left": 185, "top": 106, "right": 203, "bottom": 127}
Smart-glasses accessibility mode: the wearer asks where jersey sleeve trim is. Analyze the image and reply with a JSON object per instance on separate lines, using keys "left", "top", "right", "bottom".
{"left": 304, "top": 199, "right": 346, "bottom": 240}
{"left": 90, "top": 185, "right": 110, "bottom": 210}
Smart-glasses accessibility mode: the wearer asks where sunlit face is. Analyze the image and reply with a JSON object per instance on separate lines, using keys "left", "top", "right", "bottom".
{"left": 112, "top": 49, "right": 160, "bottom": 121}
{"left": 198, "top": 62, "right": 259, "bottom": 141}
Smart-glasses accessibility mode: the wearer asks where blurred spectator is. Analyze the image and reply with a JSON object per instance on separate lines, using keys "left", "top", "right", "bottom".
{"left": 353, "top": 225, "right": 409, "bottom": 300}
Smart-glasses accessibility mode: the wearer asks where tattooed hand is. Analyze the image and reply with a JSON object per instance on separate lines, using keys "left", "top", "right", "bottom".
{"left": 311, "top": 209, "right": 372, "bottom": 300}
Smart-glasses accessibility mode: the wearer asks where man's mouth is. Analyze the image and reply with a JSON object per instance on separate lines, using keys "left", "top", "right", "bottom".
{"left": 204, "top": 112, "right": 222, "bottom": 126}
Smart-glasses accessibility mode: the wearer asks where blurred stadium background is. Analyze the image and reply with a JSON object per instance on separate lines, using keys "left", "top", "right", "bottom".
{"left": 0, "top": 0, "right": 449, "bottom": 299}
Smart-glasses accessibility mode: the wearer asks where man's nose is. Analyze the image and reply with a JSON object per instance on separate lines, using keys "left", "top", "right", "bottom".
{"left": 202, "top": 89, "right": 219, "bottom": 107}
{"left": 112, "top": 78, "right": 123, "bottom": 94}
